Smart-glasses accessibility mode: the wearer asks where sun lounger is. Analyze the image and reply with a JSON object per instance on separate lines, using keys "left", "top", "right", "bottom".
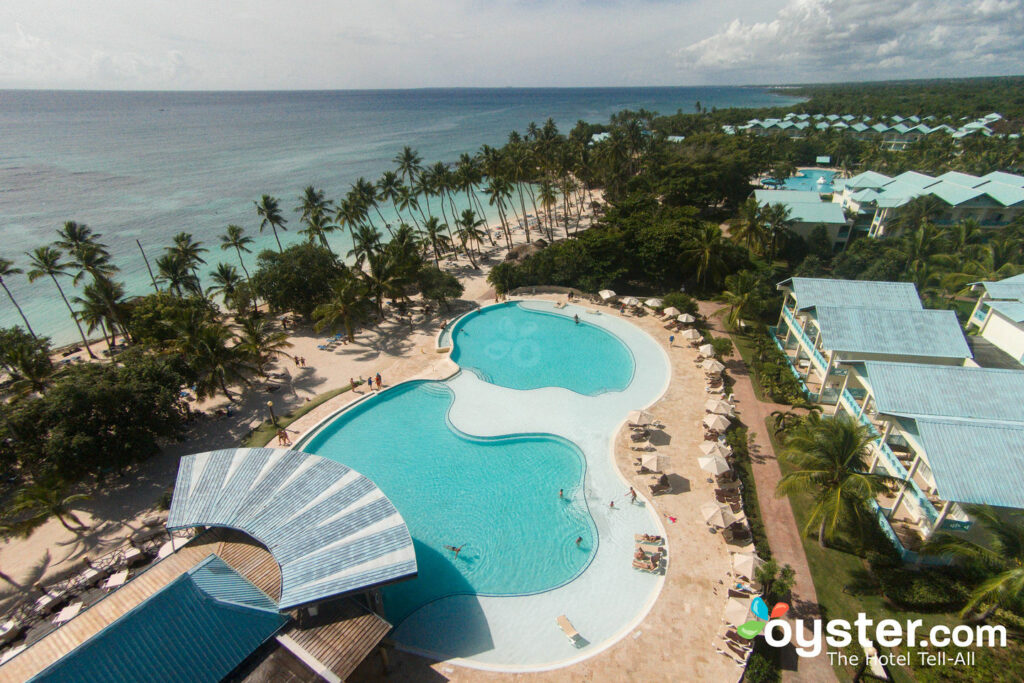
{"left": 717, "top": 479, "right": 742, "bottom": 491}
{"left": 33, "top": 590, "right": 67, "bottom": 616}
{"left": 0, "top": 620, "right": 24, "bottom": 646}
{"left": 53, "top": 602, "right": 82, "bottom": 625}
{"left": 0, "top": 645, "right": 26, "bottom": 665}
{"left": 630, "top": 441, "right": 654, "bottom": 452}
{"left": 103, "top": 570, "right": 129, "bottom": 590}
{"left": 636, "top": 542, "right": 665, "bottom": 556}
{"left": 557, "top": 614, "right": 582, "bottom": 644}
{"left": 649, "top": 481, "right": 672, "bottom": 496}
{"left": 632, "top": 552, "right": 663, "bottom": 573}
{"left": 723, "top": 527, "right": 752, "bottom": 545}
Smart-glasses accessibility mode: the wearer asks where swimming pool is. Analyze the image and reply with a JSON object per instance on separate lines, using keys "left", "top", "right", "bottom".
{"left": 300, "top": 301, "right": 668, "bottom": 669}
{"left": 449, "top": 302, "right": 634, "bottom": 395}
{"left": 782, "top": 168, "right": 835, "bottom": 192}
{"left": 301, "top": 381, "right": 596, "bottom": 625}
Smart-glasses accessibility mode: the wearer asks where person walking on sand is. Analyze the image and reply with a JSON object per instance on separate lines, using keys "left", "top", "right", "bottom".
{"left": 277, "top": 429, "right": 291, "bottom": 446}
{"left": 669, "top": 334, "right": 675, "bottom": 347}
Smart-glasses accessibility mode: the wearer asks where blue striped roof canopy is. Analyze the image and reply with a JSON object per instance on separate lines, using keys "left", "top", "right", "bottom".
{"left": 907, "top": 418, "right": 1024, "bottom": 509}
{"left": 778, "top": 277, "right": 923, "bottom": 312}
{"left": 32, "top": 555, "right": 288, "bottom": 683}
{"left": 857, "top": 361, "right": 1024, "bottom": 423}
{"left": 168, "top": 448, "right": 417, "bottom": 609}
{"left": 814, "top": 306, "right": 971, "bottom": 359}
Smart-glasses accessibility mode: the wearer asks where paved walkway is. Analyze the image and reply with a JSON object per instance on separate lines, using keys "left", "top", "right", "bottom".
{"left": 699, "top": 302, "right": 835, "bottom": 683}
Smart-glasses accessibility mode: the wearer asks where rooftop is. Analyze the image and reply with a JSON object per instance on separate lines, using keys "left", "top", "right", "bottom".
{"left": 778, "top": 277, "right": 923, "bottom": 312}
{"left": 987, "top": 300, "right": 1024, "bottom": 324}
{"left": 32, "top": 555, "right": 289, "bottom": 683}
{"left": 974, "top": 273, "right": 1024, "bottom": 302}
{"left": 814, "top": 306, "right": 971, "bottom": 359}
{"left": 167, "top": 448, "right": 417, "bottom": 609}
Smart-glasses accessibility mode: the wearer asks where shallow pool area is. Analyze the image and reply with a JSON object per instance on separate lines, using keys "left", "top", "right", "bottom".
{"left": 301, "top": 380, "right": 595, "bottom": 625}
{"left": 299, "top": 300, "right": 670, "bottom": 670}
{"left": 449, "top": 302, "right": 634, "bottom": 395}
{"left": 782, "top": 168, "right": 835, "bottom": 192}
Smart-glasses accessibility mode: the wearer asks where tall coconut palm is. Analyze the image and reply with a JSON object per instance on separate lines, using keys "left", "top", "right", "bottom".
{"left": 68, "top": 242, "right": 118, "bottom": 286}
{"left": 714, "top": 270, "right": 763, "bottom": 330}
{"left": 776, "top": 414, "right": 898, "bottom": 548}
{"left": 206, "top": 263, "right": 243, "bottom": 312}
{"left": 421, "top": 217, "right": 452, "bottom": 267}
{"left": 55, "top": 221, "right": 102, "bottom": 253}
{"left": 394, "top": 146, "right": 423, "bottom": 187}
{"left": 313, "top": 272, "right": 370, "bottom": 343}
{"left": 923, "top": 506, "right": 1024, "bottom": 622}
{"left": 536, "top": 178, "right": 559, "bottom": 240}
{"left": 348, "top": 225, "right": 383, "bottom": 267}
{"left": 455, "top": 209, "right": 485, "bottom": 269}
{"left": 484, "top": 178, "right": 514, "bottom": 250}
{"left": 235, "top": 316, "right": 292, "bottom": 377}
{"left": 731, "top": 197, "right": 766, "bottom": 253}
{"left": 174, "top": 320, "right": 252, "bottom": 401}
{"left": 73, "top": 277, "right": 130, "bottom": 353}
{"left": 762, "top": 203, "right": 793, "bottom": 267}
{"left": 9, "top": 479, "right": 89, "bottom": 533}
{"left": 682, "top": 223, "right": 732, "bottom": 291}
{"left": 299, "top": 210, "right": 336, "bottom": 254}
{"left": 255, "top": 194, "right": 287, "bottom": 252}
{"left": 506, "top": 144, "right": 535, "bottom": 243}
{"left": 156, "top": 252, "right": 200, "bottom": 297}
{"left": 295, "top": 186, "right": 332, "bottom": 225}
{"left": 26, "top": 246, "right": 95, "bottom": 357}
{"left": 0, "top": 258, "right": 37, "bottom": 338}
{"left": 220, "top": 224, "right": 255, "bottom": 282}
{"left": 361, "top": 252, "right": 407, "bottom": 317}
{"left": 170, "top": 232, "right": 208, "bottom": 286}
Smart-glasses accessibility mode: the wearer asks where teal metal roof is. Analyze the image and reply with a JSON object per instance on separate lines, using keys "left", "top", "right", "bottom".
{"left": 976, "top": 181, "right": 1024, "bottom": 207}
{"left": 753, "top": 192, "right": 845, "bottom": 224}
{"left": 858, "top": 361, "right": 1024, "bottom": 423}
{"left": 981, "top": 171, "right": 1024, "bottom": 186}
{"left": 887, "top": 171, "right": 938, "bottom": 189}
{"left": 911, "top": 418, "right": 1024, "bottom": 509}
{"left": 975, "top": 273, "right": 1024, "bottom": 301}
{"left": 753, "top": 189, "right": 825, "bottom": 204}
{"left": 778, "top": 277, "right": 923, "bottom": 311}
{"left": 844, "top": 171, "right": 892, "bottom": 189}
{"left": 928, "top": 181, "right": 983, "bottom": 206}
{"left": 31, "top": 555, "right": 288, "bottom": 683}
{"left": 815, "top": 306, "right": 971, "bottom": 358}
{"left": 987, "top": 300, "right": 1024, "bottom": 323}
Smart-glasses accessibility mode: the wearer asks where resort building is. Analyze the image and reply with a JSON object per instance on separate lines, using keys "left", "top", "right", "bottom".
{"left": 773, "top": 278, "right": 971, "bottom": 407}
{"left": 833, "top": 170, "right": 1024, "bottom": 238}
{"left": 967, "top": 273, "right": 1024, "bottom": 366}
{"left": 2, "top": 448, "right": 417, "bottom": 682}
{"left": 752, "top": 190, "right": 849, "bottom": 249}
{"left": 836, "top": 362, "right": 1024, "bottom": 562}
{"left": 768, "top": 277, "right": 1024, "bottom": 563}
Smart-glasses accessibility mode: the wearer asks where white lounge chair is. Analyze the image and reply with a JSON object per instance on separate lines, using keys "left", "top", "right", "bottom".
{"left": 557, "top": 614, "right": 582, "bottom": 644}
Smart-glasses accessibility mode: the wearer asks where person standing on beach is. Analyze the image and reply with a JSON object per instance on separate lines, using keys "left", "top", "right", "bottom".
{"left": 375, "top": 372, "right": 382, "bottom": 389}
{"left": 669, "top": 334, "right": 675, "bottom": 347}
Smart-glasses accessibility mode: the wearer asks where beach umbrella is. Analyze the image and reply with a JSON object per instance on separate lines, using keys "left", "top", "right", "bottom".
{"left": 681, "top": 328, "right": 702, "bottom": 341}
{"left": 701, "top": 502, "right": 737, "bottom": 528}
{"left": 705, "top": 399, "right": 733, "bottom": 415}
{"left": 663, "top": 306, "right": 681, "bottom": 317}
{"left": 704, "top": 414, "right": 731, "bottom": 432}
{"left": 644, "top": 297, "right": 663, "bottom": 309}
{"left": 641, "top": 453, "right": 670, "bottom": 473}
{"left": 724, "top": 596, "right": 752, "bottom": 626}
{"left": 627, "top": 409, "right": 655, "bottom": 426}
{"left": 699, "top": 454, "right": 731, "bottom": 476}
{"left": 700, "top": 441, "right": 733, "bottom": 458}
{"left": 703, "top": 359, "right": 725, "bottom": 374}
{"left": 698, "top": 343, "right": 715, "bottom": 356}
{"left": 733, "top": 553, "right": 763, "bottom": 580}
{"left": 677, "top": 313, "right": 696, "bottom": 324}
{"left": 620, "top": 296, "right": 641, "bottom": 307}
{"left": 599, "top": 289, "right": 617, "bottom": 301}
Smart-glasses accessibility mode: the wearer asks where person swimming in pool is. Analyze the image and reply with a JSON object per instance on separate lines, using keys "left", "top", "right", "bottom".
{"left": 445, "top": 544, "right": 466, "bottom": 558}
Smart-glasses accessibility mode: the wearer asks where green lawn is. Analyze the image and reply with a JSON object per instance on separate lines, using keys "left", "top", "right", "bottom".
{"left": 241, "top": 385, "right": 353, "bottom": 447}
{"left": 730, "top": 332, "right": 767, "bottom": 401}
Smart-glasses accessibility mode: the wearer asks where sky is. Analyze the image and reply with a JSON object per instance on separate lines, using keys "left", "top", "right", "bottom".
{"left": 1, "top": 0, "right": 1022, "bottom": 90}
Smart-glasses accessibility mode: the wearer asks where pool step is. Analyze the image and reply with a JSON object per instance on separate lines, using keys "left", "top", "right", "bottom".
{"left": 416, "top": 382, "right": 453, "bottom": 398}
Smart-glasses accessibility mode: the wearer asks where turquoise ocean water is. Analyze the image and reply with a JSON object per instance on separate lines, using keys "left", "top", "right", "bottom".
{"left": 0, "top": 87, "right": 800, "bottom": 343}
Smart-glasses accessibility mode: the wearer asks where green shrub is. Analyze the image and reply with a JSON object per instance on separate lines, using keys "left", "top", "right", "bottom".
{"left": 745, "top": 639, "right": 781, "bottom": 683}
{"left": 661, "top": 292, "right": 698, "bottom": 316}
{"left": 872, "top": 565, "right": 970, "bottom": 612}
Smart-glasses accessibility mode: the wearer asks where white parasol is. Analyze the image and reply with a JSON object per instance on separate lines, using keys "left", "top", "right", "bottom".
{"left": 703, "top": 359, "right": 726, "bottom": 374}
{"left": 627, "top": 409, "right": 655, "bottom": 426}
{"left": 732, "top": 552, "right": 763, "bottom": 579}
{"left": 703, "top": 413, "right": 731, "bottom": 431}
{"left": 698, "top": 454, "right": 731, "bottom": 476}
{"left": 700, "top": 441, "right": 733, "bottom": 458}
{"left": 705, "top": 399, "right": 733, "bottom": 415}
{"left": 677, "top": 313, "right": 696, "bottom": 324}
{"left": 599, "top": 289, "right": 617, "bottom": 301}
{"left": 644, "top": 297, "right": 664, "bottom": 308}
{"left": 620, "top": 296, "right": 641, "bottom": 307}
{"left": 663, "top": 306, "right": 681, "bottom": 317}
{"left": 641, "top": 453, "right": 671, "bottom": 473}
{"left": 724, "top": 596, "right": 752, "bottom": 626}
{"left": 698, "top": 343, "right": 715, "bottom": 356}
{"left": 701, "top": 501, "right": 737, "bottom": 528}
{"left": 681, "top": 328, "right": 703, "bottom": 341}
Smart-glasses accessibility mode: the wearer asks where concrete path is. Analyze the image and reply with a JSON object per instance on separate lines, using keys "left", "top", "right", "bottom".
{"left": 699, "top": 302, "right": 835, "bottom": 683}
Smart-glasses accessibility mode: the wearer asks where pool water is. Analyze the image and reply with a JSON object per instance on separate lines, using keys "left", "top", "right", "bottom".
{"left": 449, "top": 302, "right": 634, "bottom": 395}
{"left": 782, "top": 168, "right": 835, "bottom": 192}
{"left": 302, "top": 381, "right": 596, "bottom": 625}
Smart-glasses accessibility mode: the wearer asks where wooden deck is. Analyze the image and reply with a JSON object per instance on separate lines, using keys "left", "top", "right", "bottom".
{"left": 0, "top": 528, "right": 390, "bottom": 682}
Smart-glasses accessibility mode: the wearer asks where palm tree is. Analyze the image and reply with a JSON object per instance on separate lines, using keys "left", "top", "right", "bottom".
{"left": 715, "top": 270, "right": 762, "bottom": 330}
{"left": 682, "top": 223, "right": 731, "bottom": 291}
{"left": 348, "top": 225, "right": 383, "bottom": 267}
{"left": 295, "top": 186, "right": 333, "bottom": 225}
{"left": 762, "top": 203, "right": 793, "bottom": 266}
{"left": 0, "top": 258, "right": 37, "bottom": 338}
{"left": 731, "top": 198, "right": 766, "bottom": 253}
{"left": 361, "top": 252, "right": 407, "bottom": 317}
{"left": 776, "top": 414, "right": 899, "bottom": 548}
{"left": 5, "top": 341, "right": 55, "bottom": 395}
{"left": 255, "top": 194, "right": 288, "bottom": 252}
{"left": 455, "top": 209, "right": 486, "bottom": 269}
{"left": 156, "top": 252, "right": 200, "bottom": 297}
{"left": 170, "top": 232, "right": 208, "bottom": 286}
{"left": 55, "top": 221, "right": 101, "bottom": 253}
{"left": 923, "top": 506, "right": 1024, "bottom": 622}
{"left": 313, "top": 273, "right": 370, "bottom": 343}
{"left": 68, "top": 242, "right": 118, "bottom": 286}
{"left": 421, "top": 216, "right": 452, "bottom": 267}
{"left": 26, "top": 246, "right": 95, "bottom": 357}
{"left": 536, "top": 178, "right": 559, "bottom": 240}
{"left": 220, "top": 224, "right": 255, "bottom": 286}
{"left": 174, "top": 320, "right": 253, "bottom": 401}
{"left": 235, "top": 316, "right": 292, "bottom": 376}
{"left": 394, "top": 146, "right": 423, "bottom": 187}
{"left": 9, "top": 479, "right": 89, "bottom": 532}
{"left": 206, "top": 262, "right": 243, "bottom": 312}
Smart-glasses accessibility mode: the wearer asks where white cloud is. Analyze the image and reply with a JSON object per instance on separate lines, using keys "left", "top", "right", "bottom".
{"left": 675, "top": 0, "right": 1024, "bottom": 83}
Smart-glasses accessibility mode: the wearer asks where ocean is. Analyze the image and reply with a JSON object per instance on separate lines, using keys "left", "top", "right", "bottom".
{"left": 0, "top": 87, "right": 800, "bottom": 344}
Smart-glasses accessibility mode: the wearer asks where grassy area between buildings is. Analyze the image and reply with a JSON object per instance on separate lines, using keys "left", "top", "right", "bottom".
{"left": 241, "top": 385, "right": 353, "bottom": 447}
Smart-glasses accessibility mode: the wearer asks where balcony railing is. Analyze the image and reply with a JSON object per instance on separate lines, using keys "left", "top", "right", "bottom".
{"left": 781, "top": 306, "right": 827, "bottom": 372}
{"left": 870, "top": 501, "right": 952, "bottom": 566}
